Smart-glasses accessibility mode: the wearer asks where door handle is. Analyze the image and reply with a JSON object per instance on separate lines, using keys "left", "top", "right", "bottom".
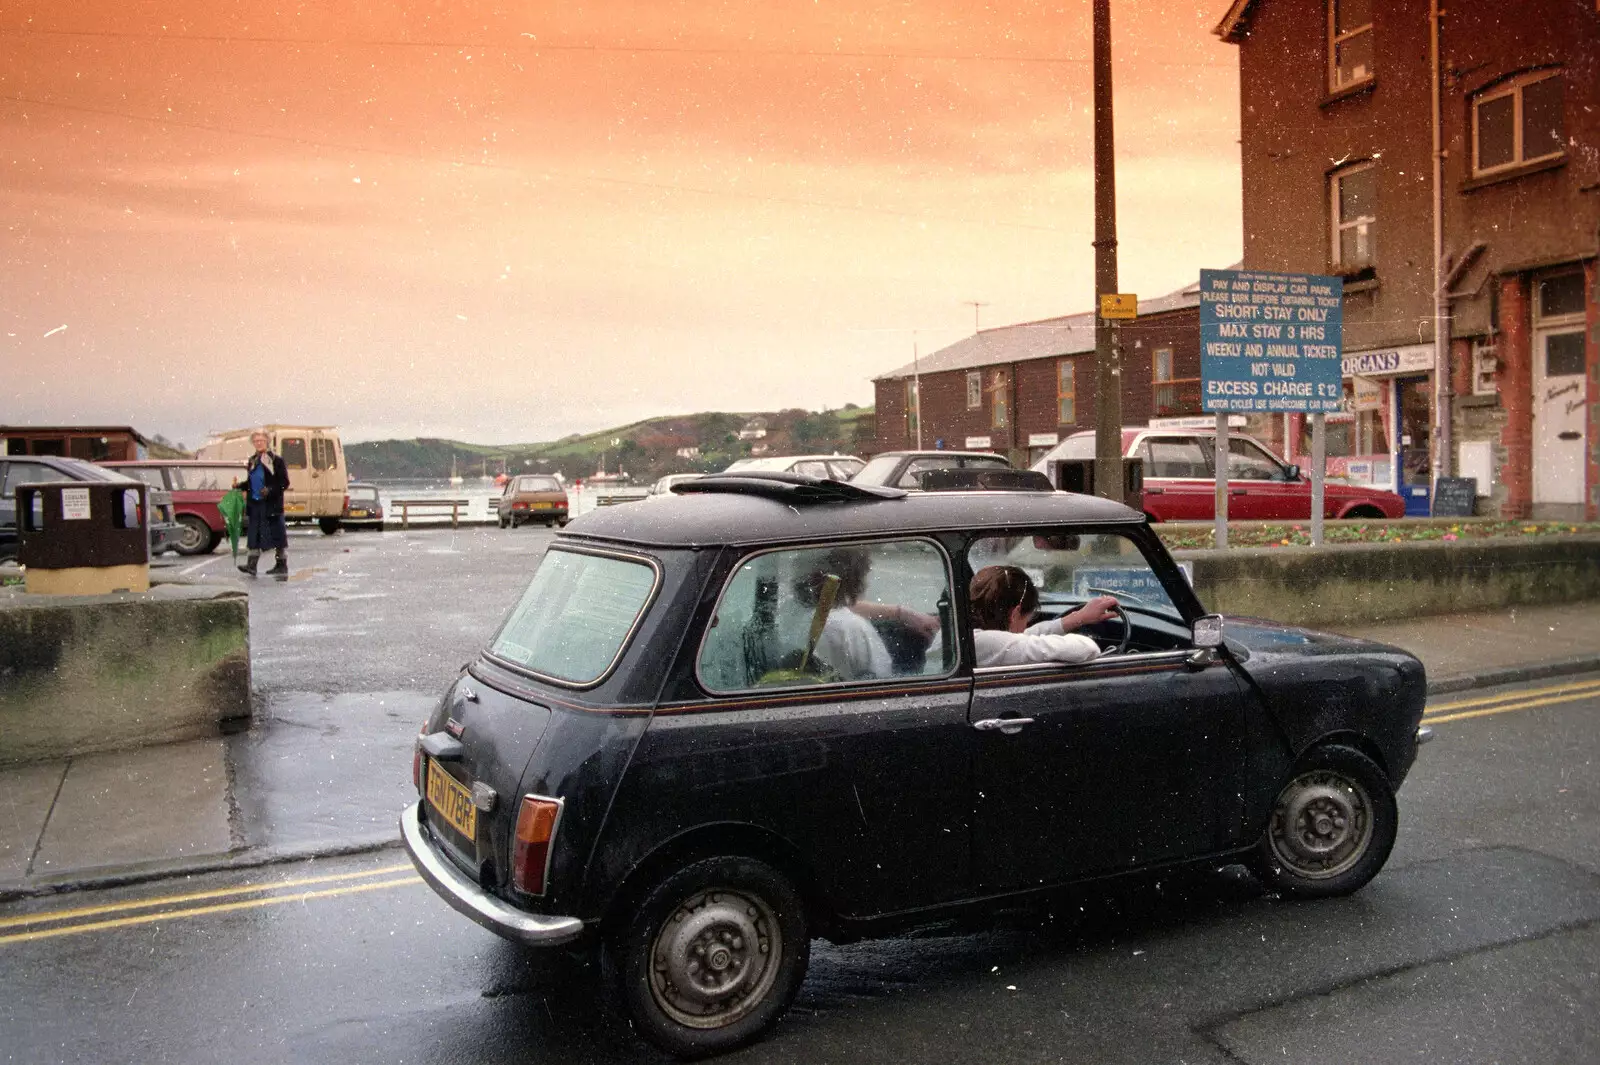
{"left": 1230, "top": 488, "right": 1248, "bottom": 495}
{"left": 974, "top": 717, "right": 1034, "bottom": 735}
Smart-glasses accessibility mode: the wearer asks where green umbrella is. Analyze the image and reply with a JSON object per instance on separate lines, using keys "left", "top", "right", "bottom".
{"left": 218, "top": 487, "right": 246, "bottom": 562}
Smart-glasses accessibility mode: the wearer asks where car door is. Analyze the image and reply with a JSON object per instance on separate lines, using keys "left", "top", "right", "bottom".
{"left": 1134, "top": 435, "right": 1214, "bottom": 520}
{"left": 1218, "top": 437, "right": 1305, "bottom": 520}
{"left": 963, "top": 529, "right": 1247, "bottom": 890}
{"left": 276, "top": 433, "right": 310, "bottom": 518}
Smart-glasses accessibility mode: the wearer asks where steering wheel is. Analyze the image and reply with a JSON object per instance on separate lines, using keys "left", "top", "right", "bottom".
{"left": 1083, "top": 587, "right": 1133, "bottom": 655}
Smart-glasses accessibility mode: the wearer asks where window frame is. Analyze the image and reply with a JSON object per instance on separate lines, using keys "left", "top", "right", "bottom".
{"left": 990, "top": 370, "right": 1009, "bottom": 430}
{"left": 962, "top": 526, "right": 1198, "bottom": 677}
{"left": 966, "top": 371, "right": 982, "bottom": 410}
{"left": 904, "top": 379, "right": 920, "bottom": 442}
{"left": 1326, "top": 0, "right": 1374, "bottom": 93}
{"left": 694, "top": 535, "right": 961, "bottom": 696}
{"left": 1057, "top": 358, "right": 1077, "bottom": 425}
{"left": 1329, "top": 162, "right": 1376, "bottom": 271}
{"left": 484, "top": 544, "right": 664, "bottom": 690}
{"left": 1151, "top": 346, "right": 1200, "bottom": 417}
{"left": 1472, "top": 69, "right": 1564, "bottom": 178}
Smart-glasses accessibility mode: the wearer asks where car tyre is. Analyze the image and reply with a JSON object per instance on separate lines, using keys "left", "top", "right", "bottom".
{"left": 173, "top": 515, "right": 216, "bottom": 555}
{"left": 319, "top": 517, "right": 341, "bottom": 535}
{"left": 605, "top": 856, "right": 809, "bottom": 1058}
{"left": 498, "top": 515, "right": 509, "bottom": 529}
{"left": 1252, "top": 744, "right": 1397, "bottom": 899}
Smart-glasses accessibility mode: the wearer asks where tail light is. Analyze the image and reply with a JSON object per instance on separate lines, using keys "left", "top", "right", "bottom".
{"left": 512, "top": 501, "right": 528, "bottom": 510}
{"left": 342, "top": 494, "right": 350, "bottom": 513}
{"left": 512, "top": 796, "right": 563, "bottom": 895}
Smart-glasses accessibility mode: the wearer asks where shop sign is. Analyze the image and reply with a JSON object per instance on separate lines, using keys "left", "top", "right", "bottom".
{"left": 965, "top": 435, "right": 992, "bottom": 449}
{"left": 1150, "top": 415, "right": 1246, "bottom": 429}
{"left": 1341, "top": 344, "right": 1433, "bottom": 378}
{"left": 1353, "top": 375, "right": 1383, "bottom": 412}
{"left": 1027, "top": 432, "right": 1059, "bottom": 447}
{"left": 1199, "top": 268, "right": 1344, "bottom": 413}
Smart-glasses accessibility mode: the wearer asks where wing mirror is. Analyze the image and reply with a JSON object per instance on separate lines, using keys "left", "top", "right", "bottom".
{"left": 1285, "top": 464, "right": 1302, "bottom": 482}
{"left": 1192, "top": 614, "right": 1224, "bottom": 648}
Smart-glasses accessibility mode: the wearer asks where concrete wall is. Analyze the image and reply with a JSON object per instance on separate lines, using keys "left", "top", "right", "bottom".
{"left": 1179, "top": 534, "right": 1600, "bottom": 629}
{"left": 0, "top": 585, "right": 250, "bottom": 766}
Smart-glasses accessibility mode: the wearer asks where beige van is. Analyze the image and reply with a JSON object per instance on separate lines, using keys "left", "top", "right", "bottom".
{"left": 198, "top": 425, "right": 350, "bottom": 532}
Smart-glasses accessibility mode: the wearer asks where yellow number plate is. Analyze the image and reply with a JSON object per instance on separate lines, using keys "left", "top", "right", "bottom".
{"left": 531, "top": 502, "right": 552, "bottom": 509}
{"left": 425, "top": 760, "right": 477, "bottom": 839}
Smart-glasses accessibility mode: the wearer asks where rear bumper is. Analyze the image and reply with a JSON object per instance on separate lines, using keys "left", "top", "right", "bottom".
{"left": 149, "top": 522, "right": 185, "bottom": 555}
{"left": 400, "top": 801, "right": 585, "bottom": 947}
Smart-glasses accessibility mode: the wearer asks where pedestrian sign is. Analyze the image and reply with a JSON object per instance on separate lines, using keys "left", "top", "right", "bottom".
{"left": 1199, "top": 268, "right": 1344, "bottom": 413}
{"left": 1099, "top": 293, "right": 1138, "bottom": 320}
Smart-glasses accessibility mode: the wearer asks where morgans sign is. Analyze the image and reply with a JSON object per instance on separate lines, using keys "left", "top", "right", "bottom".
{"left": 1341, "top": 344, "right": 1433, "bottom": 378}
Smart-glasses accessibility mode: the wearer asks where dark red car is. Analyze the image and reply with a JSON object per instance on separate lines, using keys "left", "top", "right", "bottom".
{"left": 1033, "top": 428, "right": 1406, "bottom": 523}
{"left": 104, "top": 459, "right": 247, "bottom": 555}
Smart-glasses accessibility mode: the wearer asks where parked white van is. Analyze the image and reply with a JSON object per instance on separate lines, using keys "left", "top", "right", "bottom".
{"left": 198, "top": 425, "right": 350, "bottom": 533}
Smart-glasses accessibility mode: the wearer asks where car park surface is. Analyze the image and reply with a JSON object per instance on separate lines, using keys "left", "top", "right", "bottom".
{"left": 103, "top": 459, "right": 246, "bottom": 555}
{"left": 405, "top": 472, "right": 1429, "bottom": 1056}
{"left": 1033, "top": 427, "right": 1407, "bottom": 522}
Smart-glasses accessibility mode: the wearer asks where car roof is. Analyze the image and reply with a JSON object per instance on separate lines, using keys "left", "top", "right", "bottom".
{"left": 4, "top": 455, "right": 137, "bottom": 482}
{"left": 102, "top": 459, "right": 244, "bottom": 466}
{"left": 872, "top": 451, "right": 1008, "bottom": 461}
{"left": 562, "top": 484, "right": 1142, "bottom": 549}
{"left": 727, "top": 454, "right": 862, "bottom": 470}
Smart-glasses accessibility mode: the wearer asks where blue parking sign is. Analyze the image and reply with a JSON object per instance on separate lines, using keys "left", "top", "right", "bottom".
{"left": 1200, "top": 268, "right": 1344, "bottom": 413}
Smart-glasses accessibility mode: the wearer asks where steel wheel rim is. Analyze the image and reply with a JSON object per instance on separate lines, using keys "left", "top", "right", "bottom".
{"left": 177, "top": 519, "right": 207, "bottom": 551}
{"left": 1268, "top": 769, "right": 1373, "bottom": 879}
{"left": 648, "top": 888, "right": 781, "bottom": 1030}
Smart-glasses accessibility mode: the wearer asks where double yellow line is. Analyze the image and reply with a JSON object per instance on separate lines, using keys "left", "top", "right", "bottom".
{"left": 1423, "top": 676, "right": 1600, "bottom": 726}
{"left": 0, "top": 861, "right": 419, "bottom": 947}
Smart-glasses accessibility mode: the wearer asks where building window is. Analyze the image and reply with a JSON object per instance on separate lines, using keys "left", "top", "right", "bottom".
{"left": 990, "top": 371, "right": 1008, "bottom": 430}
{"left": 1330, "top": 162, "right": 1376, "bottom": 270}
{"left": 1327, "top": 0, "right": 1373, "bottom": 92}
{"left": 966, "top": 371, "right": 982, "bottom": 410}
{"left": 1057, "top": 359, "right": 1076, "bottom": 424}
{"left": 905, "top": 379, "right": 919, "bottom": 441}
{"left": 1474, "top": 70, "right": 1564, "bottom": 176}
{"left": 1152, "top": 347, "right": 1199, "bottom": 416}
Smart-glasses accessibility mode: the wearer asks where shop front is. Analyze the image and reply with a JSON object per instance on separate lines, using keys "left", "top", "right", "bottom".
{"left": 1291, "top": 344, "right": 1436, "bottom": 515}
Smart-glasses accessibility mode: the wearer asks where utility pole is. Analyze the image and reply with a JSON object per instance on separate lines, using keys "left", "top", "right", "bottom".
{"left": 1091, "top": 0, "right": 1124, "bottom": 504}
{"left": 964, "top": 301, "right": 990, "bottom": 334}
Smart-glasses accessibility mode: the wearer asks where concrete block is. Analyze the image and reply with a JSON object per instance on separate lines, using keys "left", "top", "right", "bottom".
{"left": 30, "top": 739, "right": 232, "bottom": 875}
{"left": 1180, "top": 534, "right": 1600, "bottom": 628}
{"left": 0, "top": 584, "right": 251, "bottom": 766}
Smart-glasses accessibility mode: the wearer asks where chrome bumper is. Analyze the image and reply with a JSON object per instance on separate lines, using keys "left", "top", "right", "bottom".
{"left": 1416, "top": 725, "right": 1436, "bottom": 746}
{"left": 400, "top": 801, "right": 585, "bottom": 947}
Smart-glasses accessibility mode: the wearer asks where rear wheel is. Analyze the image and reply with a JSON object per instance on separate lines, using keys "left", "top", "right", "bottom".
{"left": 1341, "top": 505, "right": 1385, "bottom": 520}
{"left": 1252, "top": 744, "right": 1397, "bottom": 898}
{"left": 498, "top": 514, "right": 509, "bottom": 529}
{"left": 318, "top": 517, "right": 341, "bottom": 535}
{"left": 605, "top": 856, "right": 809, "bottom": 1058}
{"left": 173, "top": 515, "right": 216, "bottom": 555}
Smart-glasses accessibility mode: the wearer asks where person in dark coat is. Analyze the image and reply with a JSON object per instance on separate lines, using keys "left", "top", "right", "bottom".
{"left": 237, "top": 430, "right": 291, "bottom": 577}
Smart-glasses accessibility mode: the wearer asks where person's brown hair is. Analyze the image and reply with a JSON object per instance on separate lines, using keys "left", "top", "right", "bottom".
{"left": 969, "top": 565, "right": 1038, "bottom": 630}
{"left": 794, "top": 545, "right": 872, "bottom": 606}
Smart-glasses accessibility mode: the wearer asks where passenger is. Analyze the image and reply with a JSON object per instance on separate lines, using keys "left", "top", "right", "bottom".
{"left": 969, "top": 565, "right": 1120, "bottom": 667}
{"left": 793, "top": 547, "right": 895, "bottom": 680}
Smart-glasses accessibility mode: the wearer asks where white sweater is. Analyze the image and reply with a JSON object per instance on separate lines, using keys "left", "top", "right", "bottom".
{"left": 973, "top": 617, "right": 1101, "bottom": 667}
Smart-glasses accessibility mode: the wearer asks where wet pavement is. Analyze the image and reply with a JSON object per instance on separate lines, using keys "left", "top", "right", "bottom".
{"left": 2, "top": 677, "right": 1597, "bottom": 1064}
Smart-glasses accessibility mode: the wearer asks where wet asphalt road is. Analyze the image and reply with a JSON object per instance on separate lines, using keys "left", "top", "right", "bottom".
{"left": 4, "top": 530, "right": 1592, "bottom": 1064}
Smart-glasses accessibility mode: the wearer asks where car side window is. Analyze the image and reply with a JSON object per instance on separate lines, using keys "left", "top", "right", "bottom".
{"left": 792, "top": 460, "right": 830, "bottom": 479}
{"left": 125, "top": 468, "right": 167, "bottom": 490}
{"left": 699, "top": 539, "right": 954, "bottom": 691}
{"left": 1226, "top": 438, "right": 1286, "bottom": 482}
{"left": 896, "top": 457, "right": 946, "bottom": 488}
{"left": 3, "top": 462, "right": 56, "bottom": 492}
{"left": 829, "top": 458, "right": 864, "bottom": 480}
{"left": 1139, "top": 437, "right": 1210, "bottom": 479}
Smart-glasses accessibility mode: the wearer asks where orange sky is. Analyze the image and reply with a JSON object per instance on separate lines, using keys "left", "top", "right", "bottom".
{"left": 2, "top": 2, "right": 1242, "bottom": 446}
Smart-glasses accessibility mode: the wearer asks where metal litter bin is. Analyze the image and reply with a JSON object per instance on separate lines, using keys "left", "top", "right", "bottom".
{"left": 17, "top": 481, "right": 150, "bottom": 594}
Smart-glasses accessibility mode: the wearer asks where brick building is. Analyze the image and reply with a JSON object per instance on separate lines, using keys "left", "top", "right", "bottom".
{"left": 872, "top": 282, "right": 1203, "bottom": 466}
{"left": 1217, "top": 0, "right": 1600, "bottom": 519}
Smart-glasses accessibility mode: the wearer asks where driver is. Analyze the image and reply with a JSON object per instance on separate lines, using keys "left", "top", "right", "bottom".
{"left": 969, "top": 565, "right": 1120, "bottom": 667}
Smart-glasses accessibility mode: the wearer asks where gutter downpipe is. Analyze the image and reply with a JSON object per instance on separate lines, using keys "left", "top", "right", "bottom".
{"left": 1431, "top": 0, "right": 1451, "bottom": 493}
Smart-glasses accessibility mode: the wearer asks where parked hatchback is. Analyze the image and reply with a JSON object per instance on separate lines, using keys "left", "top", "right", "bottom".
{"left": 1033, "top": 428, "right": 1406, "bottom": 522}
{"left": 103, "top": 460, "right": 246, "bottom": 555}
{"left": 341, "top": 482, "right": 385, "bottom": 529}
{"left": 723, "top": 454, "right": 865, "bottom": 480}
{"left": 852, "top": 449, "right": 1012, "bottom": 489}
{"left": 403, "top": 472, "right": 1429, "bottom": 1057}
{"left": 496, "top": 474, "right": 569, "bottom": 528}
{"left": 0, "top": 455, "right": 184, "bottom": 558}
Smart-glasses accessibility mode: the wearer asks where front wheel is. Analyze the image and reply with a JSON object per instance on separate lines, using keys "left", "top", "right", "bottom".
{"left": 173, "top": 515, "right": 216, "bottom": 555}
{"left": 318, "top": 517, "right": 341, "bottom": 535}
{"left": 1252, "top": 744, "right": 1397, "bottom": 898}
{"left": 606, "top": 856, "right": 809, "bottom": 1058}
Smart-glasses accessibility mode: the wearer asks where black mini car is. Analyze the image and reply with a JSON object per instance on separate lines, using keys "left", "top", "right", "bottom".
{"left": 403, "top": 473, "right": 1430, "bottom": 1057}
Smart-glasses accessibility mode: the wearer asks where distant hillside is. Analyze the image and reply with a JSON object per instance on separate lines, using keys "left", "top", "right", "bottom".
{"left": 345, "top": 406, "right": 876, "bottom": 483}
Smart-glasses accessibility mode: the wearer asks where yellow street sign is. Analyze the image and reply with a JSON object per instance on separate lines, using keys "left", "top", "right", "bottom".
{"left": 1099, "top": 293, "right": 1138, "bottom": 320}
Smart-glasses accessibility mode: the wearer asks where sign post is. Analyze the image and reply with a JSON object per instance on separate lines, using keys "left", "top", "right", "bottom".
{"left": 1199, "top": 268, "right": 1345, "bottom": 546}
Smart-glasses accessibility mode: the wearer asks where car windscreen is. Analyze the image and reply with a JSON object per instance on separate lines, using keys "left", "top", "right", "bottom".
{"left": 170, "top": 466, "right": 244, "bottom": 490}
{"left": 58, "top": 459, "right": 137, "bottom": 483}
{"left": 852, "top": 455, "right": 901, "bottom": 484}
{"left": 488, "top": 549, "right": 659, "bottom": 685}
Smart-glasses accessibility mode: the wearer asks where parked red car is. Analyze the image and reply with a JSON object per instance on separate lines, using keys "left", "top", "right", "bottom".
{"left": 103, "top": 459, "right": 248, "bottom": 555}
{"left": 1033, "top": 428, "right": 1407, "bottom": 523}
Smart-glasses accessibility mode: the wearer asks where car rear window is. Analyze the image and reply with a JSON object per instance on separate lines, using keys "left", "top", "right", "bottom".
{"left": 517, "top": 475, "right": 562, "bottom": 492}
{"left": 170, "top": 466, "right": 243, "bottom": 490}
{"left": 489, "top": 549, "right": 659, "bottom": 685}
